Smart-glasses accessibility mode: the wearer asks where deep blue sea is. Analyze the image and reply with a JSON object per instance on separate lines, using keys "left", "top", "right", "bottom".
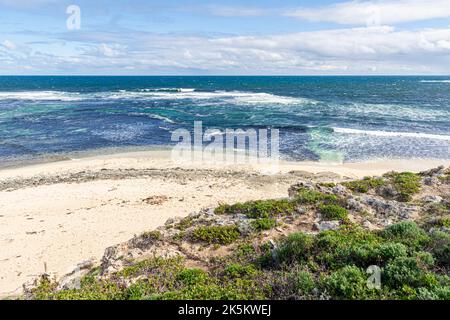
{"left": 0, "top": 76, "right": 449, "bottom": 166}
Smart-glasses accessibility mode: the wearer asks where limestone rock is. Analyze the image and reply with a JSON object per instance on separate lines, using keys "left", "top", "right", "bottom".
{"left": 314, "top": 221, "right": 340, "bottom": 232}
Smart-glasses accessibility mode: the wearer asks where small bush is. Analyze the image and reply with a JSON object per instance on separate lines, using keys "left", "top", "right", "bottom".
{"left": 177, "top": 268, "right": 208, "bottom": 286}
{"left": 295, "top": 188, "right": 338, "bottom": 205}
{"left": 215, "top": 199, "right": 296, "bottom": 219}
{"left": 381, "top": 221, "right": 430, "bottom": 249}
{"left": 375, "top": 242, "right": 408, "bottom": 262}
{"left": 385, "top": 172, "right": 421, "bottom": 202}
{"left": 383, "top": 256, "right": 431, "bottom": 289}
{"left": 251, "top": 218, "right": 277, "bottom": 231}
{"left": 276, "top": 233, "right": 315, "bottom": 264}
{"left": 319, "top": 182, "right": 337, "bottom": 188}
{"left": 118, "top": 256, "right": 184, "bottom": 278}
{"left": 428, "top": 230, "right": 450, "bottom": 268}
{"left": 343, "top": 177, "right": 385, "bottom": 193}
{"left": 315, "top": 226, "right": 382, "bottom": 269}
{"left": 319, "top": 204, "right": 348, "bottom": 221}
{"left": 176, "top": 216, "right": 196, "bottom": 231}
{"left": 295, "top": 271, "right": 316, "bottom": 296}
{"left": 141, "top": 230, "right": 161, "bottom": 241}
{"left": 322, "top": 266, "right": 374, "bottom": 300}
{"left": 192, "top": 225, "right": 240, "bottom": 245}
{"left": 224, "top": 264, "right": 259, "bottom": 278}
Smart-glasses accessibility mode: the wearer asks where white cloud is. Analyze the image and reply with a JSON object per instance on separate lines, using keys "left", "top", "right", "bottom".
{"left": 205, "top": 5, "right": 267, "bottom": 17}
{"left": 97, "top": 43, "right": 123, "bottom": 57}
{"left": 1, "top": 40, "right": 17, "bottom": 50}
{"left": 287, "top": 0, "right": 450, "bottom": 26}
{"left": 0, "top": 0, "right": 59, "bottom": 8}
{"left": 3, "top": 25, "right": 450, "bottom": 74}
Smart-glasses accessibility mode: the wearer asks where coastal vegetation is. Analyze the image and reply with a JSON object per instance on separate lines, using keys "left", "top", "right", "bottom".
{"left": 24, "top": 167, "right": 450, "bottom": 300}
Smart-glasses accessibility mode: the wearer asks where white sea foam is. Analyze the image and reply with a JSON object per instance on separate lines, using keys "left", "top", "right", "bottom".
{"left": 0, "top": 89, "right": 312, "bottom": 105}
{"left": 99, "top": 89, "right": 311, "bottom": 105}
{"left": 333, "top": 127, "right": 450, "bottom": 141}
{"left": 0, "top": 91, "right": 82, "bottom": 101}
{"left": 147, "top": 114, "right": 175, "bottom": 124}
{"left": 420, "top": 80, "right": 450, "bottom": 83}
{"left": 139, "top": 88, "right": 196, "bottom": 93}
{"left": 336, "top": 102, "right": 449, "bottom": 121}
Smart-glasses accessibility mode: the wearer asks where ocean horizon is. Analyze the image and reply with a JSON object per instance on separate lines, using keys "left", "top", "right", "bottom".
{"left": 1, "top": 75, "right": 449, "bottom": 166}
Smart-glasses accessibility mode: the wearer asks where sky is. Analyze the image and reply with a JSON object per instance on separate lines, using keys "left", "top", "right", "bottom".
{"left": 1, "top": 0, "right": 450, "bottom": 75}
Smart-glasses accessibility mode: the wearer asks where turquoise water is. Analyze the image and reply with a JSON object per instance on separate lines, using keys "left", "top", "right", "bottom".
{"left": 0, "top": 76, "right": 449, "bottom": 165}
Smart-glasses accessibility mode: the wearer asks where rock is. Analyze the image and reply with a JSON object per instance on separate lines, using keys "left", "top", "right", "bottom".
{"left": 420, "top": 166, "right": 445, "bottom": 177}
{"left": 237, "top": 220, "right": 253, "bottom": 236}
{"left": 422, "top": 195, "right": 443, "bottom": 203}
{"left": 235, "top": 213, "right": 248, "bottom": 221}
{"left": 57, "top": 259, "right": 96, "bottom": 291}
{"left": 377, "top": 185, "right": 398, "bottom": 198}
{"left": 188, "top": 212, "right": 200, "bottom": 219}
{"left": 441, "top": 227, "right": 450, "bottom": 234}
{"left": 423, "top": 177, "right": 439, "bottom": 186}
{"left": 295, "top": 206, "right": 307, "bottom": 215}
{"left": 360, "top": 195, "right": 419, "bottom": 218}
{"left": 347, "top": 198, "right": 365, "bottom": 212}
{"left": 362, "top": 220, "right": 376, "bottom": 230}
{"left": 380, "top": 219, "right": 393, "bottom": 227}
{"left": 314, "top": 221, "right": 340, "bottom": 232}
{"left": 165, "top": 218, "right": 175, "bottom": 225}
{"left": 269, "top": 239, "right": 278, "bottom": 263}
{"left": 332, "top": 184, "right": 348, "bottom": 196}
{"left": 399, "top": 211, "right": 411, "bottom": 220}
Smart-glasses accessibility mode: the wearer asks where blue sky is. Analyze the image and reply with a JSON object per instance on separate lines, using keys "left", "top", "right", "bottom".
{"left": 1, "top": 0, "right": 450, "bottom": 75}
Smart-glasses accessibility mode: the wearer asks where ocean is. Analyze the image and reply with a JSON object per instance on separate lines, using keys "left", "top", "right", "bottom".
{"left": 0, "top": 76, "right": 449, "bottom": 166}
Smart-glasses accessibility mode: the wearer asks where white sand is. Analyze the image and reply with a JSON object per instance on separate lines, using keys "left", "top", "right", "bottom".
{"left": 0, "top": 149, "right": 447, "bottom": 297}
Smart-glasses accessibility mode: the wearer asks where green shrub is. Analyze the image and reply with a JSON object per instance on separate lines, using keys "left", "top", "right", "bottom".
{"left": 235, "top": 243, "right": 256, "bottom": 258}
{"left": 375, "top": 242, "right": 408, "bottom": 262}
{"left": 343, "top": 177, "right": 386, "bottom": 193}
{"left": 53, "top": 278, "right": 125, "bottom": 300}
{"left": 141, "top": 230, "right": 161, "bottom": 241}
{"left": 215, "top": 199, "right": 296, "bottom": 219}
{"left": 322, "top": 266, "right": 374, "bottom": 299}
{"left": 177, "top": 269, "right": 209, "bottom": 286}
{"left": 381, "top": 221, "right": 430, "bottom": 249}
{"left": 191, "top": 225, "right": 240, "bottom": 245}
{"left": 295, "top": 188, "right": 338, "bottom": 204}
{"left": 319, "top": 182, "right": 337, "bottom": 188}
{"left": 319, "top": 204, "right": 348, "bottom": 221}
{"left": 251, "top": 218, "right": 277, "bottom": 231}
{"left": 428, "top": 230, "right": 450, "bottom": 267}
{"left": 436, "top": 217, "right": 450, "bottom": 228}
{"left": 156, "top": 279, "right": 267, "bottom": 300}
{"left": 315, "top": 227, "right": 382, "bottom": 269}
{"left": 295, "top": 271, "right": 316, "bottom": 296}
{"left": 276, "top": 233, "right": 315, "bottom": 264}
{"left": 383, "top": 256, "right": 431, "bottom": 289}
{"left": 118, "top": 256, "right": 184, "bottom": 278}
{"left": 224, "top": 263, "right": 259, "bottom": 278}
{"left": 30, "top": 275, "right": 58, "bottom": 300}
{"left": 385, "top": 172, "right": 421, "bottom": 202}
{"left": 176, "top": 216, "right": 195, "bottom": 231}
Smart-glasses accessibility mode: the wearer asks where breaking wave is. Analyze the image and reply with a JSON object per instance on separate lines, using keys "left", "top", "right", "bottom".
{"left": 0, "top": 89, "right": 313, "bottom": 105}
{"left": 333, "top": 127, "right": 450, "bottom": 141}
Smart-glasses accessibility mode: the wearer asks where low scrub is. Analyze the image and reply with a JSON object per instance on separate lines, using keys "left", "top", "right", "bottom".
{"left": 30, "top": 222, "right": 450, "bottom": 300}
{"left": 191, "top": 225, "right": 241, "bottom": 245}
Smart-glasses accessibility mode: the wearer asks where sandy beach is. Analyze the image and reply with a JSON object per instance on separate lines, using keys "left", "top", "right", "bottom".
{"left": 0, "top": 149, "right": 447, "bottom": 297}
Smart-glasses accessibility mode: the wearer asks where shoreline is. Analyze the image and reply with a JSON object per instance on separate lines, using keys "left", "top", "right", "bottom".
{"left": 0, "top": 149, "right": 448, "bottom": 298}
{"left": 1, "top": 146, "right": 448, "bottom": 179}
